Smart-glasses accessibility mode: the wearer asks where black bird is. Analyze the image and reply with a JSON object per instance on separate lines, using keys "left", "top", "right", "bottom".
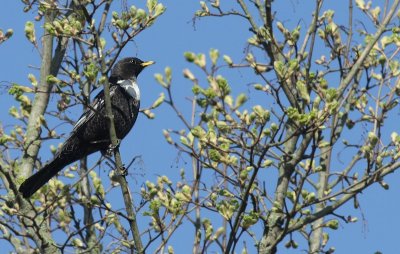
{"left": 19, "top": 57, "right": 154, "bottom": 198}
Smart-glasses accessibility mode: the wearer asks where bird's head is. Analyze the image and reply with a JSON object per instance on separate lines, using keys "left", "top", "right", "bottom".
{"left": 110, "top": 57, "right": 155, "bottom": 81}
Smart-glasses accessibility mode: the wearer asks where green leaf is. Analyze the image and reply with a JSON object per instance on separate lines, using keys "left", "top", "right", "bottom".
{"left": 136, "top": 8, "right": 147, "bottom": 20}
{"left": 219, "top": 189, "right": 234, "bottom": 197}
{"left": 180, "top": 136, "right": 189, "bottom": 147}
{"left": 216, "top": 75, "right": 230, "bottom": 95}
{"left": 326, "top": 219, "right": 339, "bottom": 230}
{"left": 355, "top": 0, "right": 366, "bottom": 10}
{"left": 305, "top": 192, "right": 315, "bottom": 203}
{"left": 154, "top": 73, "right": 169, "bottom": 88}
{"left": 273, "top": 60, "right": 286, "bottom": 78}
{"left": 223, "top": 55, "right": 233, "bottom": 66}
{"left": 235, "top": 93, "right": 247, "bottom": 108}
{"left": 209, "top": 149, "right": 222, "bottom": 162}
{"left": 72, "top": 238, "right": 84, "bottom": 247}
{"left": 216, "top": 200, "right": 238, "bottom": 220}
{"left": 83, "top": 62, "right": 99, "bottom": 83}
{"left": 296, "top": 80, "right": 310, "bottom": 104}
{"left": 216, "top": 121, "right": 230, "bottom": 132}
{"left": 90, "top": 171, "right": 105, "bottom": 197}
{"left": 380, "top": 36, "right": 392, "bottom": 49}
{"left": 195, "top": 53, "right": 206, "bottom": 68}
{"left": 199, "top": 1, "right": 209, "bottom": 13}
{"left": 253, "top": 105, "right": 270, "bottom": 123}
{"left": 0, "top": 134, "right": 13, "bottom": 145}
{"left": 24, "top": 21, "right": 36, "bottom": 43}
{"left": 241, "top": 211, "right": 259, "bottom": 229}
{"left": 154, "top": 3, "right": 166, "bottom": 17}
{"left": 191, "top": 126, "right": 206, "bottom": 138}
{"left": 28, "top": 73, "right": 37, "bottom": 86}
{"left": 143, "top": 109, "right": 155, "bottom": 119}
{"left": 147, "top": 0, "right": 157, "bottom": 12}
{"left": 196, "top": 98, "right": 208, "bottom": 108}
{"left": 0, "top": 28, "right": 13, "bottom": 44}
{"left": 151, "top": 92, "right": 165, "bottom": 108}
{"left": 183, "top": 68, "right": 196, "bottom": 81}
{"left": 368, "top": 132, "right": 378, "bottom": 146}
{"left": 254, "top": 83, "right": 263, "bottom": 90}
{"left": 165, "top": 66, "right": 172, "bottom": 83}
{"left": 46, "top": 75, "right": 60, "bottom": 85}
{"left": 184, "top": 52, "right": 196, "bottom": 62}
{"left": 9, "top": 106, "right": 20, "bottom": 119}
{"left": 261, "top": 159, "right": 273, "bottom": 167}
{"left": 325, "top": 88, "right": 338, "bottom": 102}
{"left": 209, "top": 48, "right": 219, "bottom": 65}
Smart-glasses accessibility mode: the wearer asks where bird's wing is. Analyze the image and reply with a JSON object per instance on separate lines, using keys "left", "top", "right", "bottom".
{"left": 72, "top": 86, "right": 116, "bottom": 133}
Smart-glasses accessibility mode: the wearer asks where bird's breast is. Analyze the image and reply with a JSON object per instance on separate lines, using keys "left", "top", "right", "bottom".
{"left": 117, "top": 79, "right": 140, "bottom": 101}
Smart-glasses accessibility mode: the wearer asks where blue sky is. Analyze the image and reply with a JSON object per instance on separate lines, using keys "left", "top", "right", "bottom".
{"left": 1, "top": 0, "right": 399, "bottom": 253}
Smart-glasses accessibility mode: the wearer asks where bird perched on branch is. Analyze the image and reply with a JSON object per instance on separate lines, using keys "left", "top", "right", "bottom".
{"left": 19, "top": 57, "right": 154, "bottom": 198}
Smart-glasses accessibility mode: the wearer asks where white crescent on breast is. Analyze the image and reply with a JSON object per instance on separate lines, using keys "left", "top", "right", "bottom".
{"left": 117, "top": 79, "right": 140, "bottom": 100}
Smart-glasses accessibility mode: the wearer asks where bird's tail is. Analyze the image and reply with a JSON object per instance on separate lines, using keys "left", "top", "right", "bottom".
{"left": 19, "top": 157, "right": 67, "bottom": 198}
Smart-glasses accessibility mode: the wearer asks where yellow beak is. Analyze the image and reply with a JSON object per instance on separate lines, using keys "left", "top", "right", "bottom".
{"left": 141, "top": 61, "right": 155, "bottom": 67}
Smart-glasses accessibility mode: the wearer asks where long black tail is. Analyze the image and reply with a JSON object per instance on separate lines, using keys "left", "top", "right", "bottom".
{"left": 19, "top": 157, "right": 67, "bottom": 198}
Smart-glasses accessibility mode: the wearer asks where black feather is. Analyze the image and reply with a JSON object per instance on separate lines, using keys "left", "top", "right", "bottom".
{"left": 19, "top": 57, "right": 153, "bottom": 198}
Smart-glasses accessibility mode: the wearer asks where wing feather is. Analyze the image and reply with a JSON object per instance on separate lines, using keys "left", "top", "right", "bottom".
{"left": 72, "top": 86, "right": 116, "bottom": 133}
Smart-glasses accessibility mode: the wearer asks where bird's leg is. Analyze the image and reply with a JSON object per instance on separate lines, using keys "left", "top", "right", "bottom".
{"left": 106, "top": 139, "right": 128, "bottom": 176}
{"left": 117, "top": 165, "right": 128, "bottom": 176}
{"left": 107, "top": 139, "right": 121, "bottom": 152}
{"left": 97, "top": 139, "right": 121, "bottom": 156}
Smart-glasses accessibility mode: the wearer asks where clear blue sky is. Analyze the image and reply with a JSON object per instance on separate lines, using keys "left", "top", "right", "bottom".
{"left": 0, "top": 0, "right": 399, "bottom": 253}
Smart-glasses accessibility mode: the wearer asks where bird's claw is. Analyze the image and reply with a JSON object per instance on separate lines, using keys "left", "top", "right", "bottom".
{"left": 116, "top": 165, "right": 128, "bottom": 177}
{"left": 106, "top": 139, "right": 121, "bottom": 155}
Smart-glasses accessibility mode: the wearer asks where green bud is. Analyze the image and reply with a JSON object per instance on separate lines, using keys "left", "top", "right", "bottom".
{"left": 154, "top": 4, "right": 166, "bottom": 17}
{"left": 183, "top": 68, "right": 195, "bottom": 81}
{"left": 143, "top": 109, "right": 155, "bottom": 119}
{"left": 261, "top": 159, "right": 273, "bottom": 167}
{"left": 209, "top": 149, "right": 222, "bottom": 162}
{"left": 100, "top": 37, "right": 106, "bottom": 50}
{"left": 24, "top": 21, "right": 36, "bottom": 43}
{"left": 191, "top": 126, "right": 206, "bottom": 138}
{"left": 151, "top": 92, "right": 165, "bottom": 108}
{"left": 368, "top": 132, "right": 378, "bottom": 146}
{"left": 147, "top": 0, "right": 157, "bottom": 12}
{"left": 209, "top": 48, "right": 219, "bottom": 65}
{"left": 223, "top": 55, "right": 233, "bottom": 66}
{"left": 6, "top": 28, "right": 13, "bottom": 37}
{"left": 136, "top": 8, "right": 147, "bottom": 20}
{"left": 46, "top": 75, "right": 60, "bottom": 85}
{"left": 184, "top": 52, "right": 196, "bottom": 62}
{"left": 326, "top": 219, "right": 339, "bottom": 230}
{"left": 112, "top": 11, "right": 119, "bottom": 19}
{"left": 296, "top": 80, "right": 310, "bottom": 104}
{"left": 165, "top": 66, "right": 172, "bottom": 83}
{"left": 235, "top": 93, "right": 248, "bottom": 108}
{"left": 195, "top": 53, "right": 206, "bottom": 68}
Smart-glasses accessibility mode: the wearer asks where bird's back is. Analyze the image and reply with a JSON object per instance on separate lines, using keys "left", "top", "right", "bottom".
{"left": 61, "top": 85, "right": 140, "bottom": 159}
{"left": 19, "top": 56, "right": 152, "bottom": 198}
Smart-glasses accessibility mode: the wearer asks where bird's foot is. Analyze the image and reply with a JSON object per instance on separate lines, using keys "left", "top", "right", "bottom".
{"left": 106, "top": 139, "right": 121, "bottom": 155}
{"left": 116, "top": 165, "right": 128, "bottom": 177}
{"left": 114, "top": 165, "right": 128, "bottom": 177}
